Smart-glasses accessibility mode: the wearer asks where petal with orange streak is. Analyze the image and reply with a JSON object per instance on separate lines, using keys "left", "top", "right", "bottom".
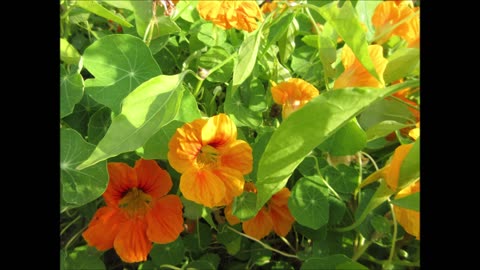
{"left": 270, "top": 204, "right": 295, "bottom": 237}
{"left": 113, "top": 219, "right": 152, "bottom": 263}
{"left": 384, "top": 143, "right": 414, "bottom": 191}
{"left": 243, "top": 208, "right": 273, "bottom": 240}
{"left": 82, "top": 206, "right": 127, "bottom": 251}
{"left": 202, "top": 114, "right": 237, "bottom": 148}
{"left": 269, "top": 188, "right": 291, "bottom": 207}
{"left": 134, "top": 159, "right": 172, "bottom": 199}
{"left": 219, "top": 140, "right": 253, "bottom": 175}
{"left": 145, "top": 195, "right": 184, "bottom": 244}
{"left": 212, "top": 167, "right": 245, "bottom": 206}
{"left": 179, "top": 168, "right": 226, "bottom": 207}
{"left": 104, "top": 163, "right": 138, "bottom": 206}
{"left": 224, "top": 203, "right": 241, "bottom": 226}
{"left": 168, "top": 119, "right": 206, "bottom": 173}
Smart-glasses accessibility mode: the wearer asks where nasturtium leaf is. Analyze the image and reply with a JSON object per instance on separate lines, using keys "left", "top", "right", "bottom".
{"left": 130, "top": 1, "right": 180, "bottom": 39}
{"left": 232, "top": 30, "right": 262, "bottom": 89}
{"left": 358, "top": 98, "right": 415, "bottom": 131}
{"left": 150, "top": 238, "right": 185, "bottom": 267}
{"left": 102, "top": 0, "right": 133, "bottom": 10}
{"left": 278, "top": 18, "right": 298, "bottom": 64}
{"left": 232, "top": 192, "right": 258, "bottom": 221}
{"left": 294, "top": 223, "right": 327, "bottom": 242}
{"left": 197, "top": 22, "right": 227, "bottom": 47}
{"left": 384, "top": 48, "right": 420, "bottom": 84}
{"left": 290, "top": 46, "right": 324, "bottom": 86}
{"left": 77, "top": 73, "right": 185, "bottom": 170}
{"left": 61, "top": 128, "right": 108, "bottom": 207}
{"left": 186, "top": 260, "right": 216, "bottom": 270}
{"left": 328, "top": 196, "right": 347, "bottom": 225}
{"left": 183, "top": 222, "right": 212, "bottom": 251}
{"left": 398, "top": 138, "right": 420, "bottom": 189}
{"left": 355, "top": 0, "right": 382, "bottom": 42}
{"left": 301, "top": 254, "right": 367, "bottom": 270}
{"left": 225, "top": 82, "right": 263, "bottom": 129}
{"left": 176, "top": 0, "right": 201, "bottom": 23}
{"left": 391, "top": 191, "right": 419, "bottom": 211}
{"left": 200, "top": 253, "right": 221, "bottom": 269}
{"left": 251, "top": 131, "right": 274, "bottom": 182}
{"left": 255, "top": 80, "right": 419, "bottom": 210}
{"left": 75, "top": 0, "right": 132, "bottom": 28}
{"left": 83, "top": 34, "right": 162, "bottom": 114}
{"left": 60, "top": 38, "right": 81, "bottom": 65}
{"left": 250, "top": 242, "right": 272, "bottom": 266}
{"left": 62, "top": 94, "right": 104, "bottom": 137}
{"left": 318, "top": 118, "right": 367, "bottom": 156}
{"left": 140, "top": 120, "right": 184, "bottom": 160}
{"left": 198, "top": 46, "right": 233, "bottom": 83}
{"left": 264, "top": 12, "right": 296, "bottom": 53}
{"left": 61, "top": 65, "right": 84, "bottom": 118}
{"left": 87, "top": 106, "right": 112, "bottom": 145}
{"left": 217, "top": 224, "right": 243, "bottom": 255}
{"left": 61, "top": 246, "right": 105, "bottom": 270}
{"left": 288, "top": 177, "right": 329, "bottom": 229}
{"left": 258, "top": 45, "right": 291, "bottom": 82}
{"left": 370, "top": 214, "right": 391, "bottom": 235}
{"left": 365, "top": 120, "right": 410, "bottom": 141}
{"left": 271, "top": 261, "right": 295, "bottom": 270}
{"left": 317, "top": 1, "right": 379, "bottom": 81}
{"left": 181, "top": 196, "right": 204, "bottom": 219}
{"left": 323, "top": 164, "right": 358, "bottom": 194}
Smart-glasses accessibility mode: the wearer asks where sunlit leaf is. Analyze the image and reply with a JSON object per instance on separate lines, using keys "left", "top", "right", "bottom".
{"left": 60, "top": 65, "right": 84, "bottom": 118}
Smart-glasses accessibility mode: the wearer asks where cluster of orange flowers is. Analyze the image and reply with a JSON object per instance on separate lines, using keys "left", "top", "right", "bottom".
{"left": 81, "top": 0, "right": 420, "bottom": 263}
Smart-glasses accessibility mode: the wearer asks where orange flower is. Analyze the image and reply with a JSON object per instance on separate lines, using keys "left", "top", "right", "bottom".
{"left": 225, "top": 182, "right": 295, "bottom": 240}
{"left": 383, "top": 143, "right": 414, "bottom": 191}
{"left": 260, "top": 0, "right": 294, "bottom": 14}
{"left": 82, "top": 159, "right": 184, "bottom": 263}
{"left": 393, "top": 180, "right": 420, "bottom": 239}
{"left": 271, "top": 78, "right": 320, "bottom": 119}
{"left": 372, "top": 1, "right": 419, "bottom": 46}
{"left": 333, "top": 44, "right": 388, "bottom": 89}
{"left": 168, "top": 114, "right": 253, "bottom": 207}
{"left": 197, "top": 0, "right": 263, "bottom": 32}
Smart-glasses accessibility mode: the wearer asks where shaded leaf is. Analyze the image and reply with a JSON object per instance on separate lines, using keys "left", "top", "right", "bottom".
{"left": 150, "top": 238, "right": 185, "bottom": 267}
{"left": 76, "top": 0, "right": 132, "bottom": 27}
{"left": 61, "top": 65, "right": 84, "bottom": 118}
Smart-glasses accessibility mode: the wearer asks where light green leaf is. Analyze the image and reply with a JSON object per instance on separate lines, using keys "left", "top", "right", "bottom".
{"left": 140, "top": 120, "right": 184, "bottom": 160}
{"left": 288, "top": 177, "right": 329, "bottom": 229}
{"left": 398, "top": 138, "right": 420, "bottom": 189}
{"left": 197, "top": 23, "right": 227, "bottom": 47}
{"left": 101, "top": 0, "right": 133, "bottom": 10}
{"left": 60, "top": 38, "right": 81, "bottom": 65}
{"left": 76, "top": 0, "right": 132, "bottom": 27}
{"left": 131, "top": 1, "right": 180, "bottom": 40}
{"left": 355, "top": 0, "right": 382, "bottom": 42}
{"left": 176, "top": 0, "right": 201, "bottom": 23}
{"left": 391, "top": 191, "right": 419, "bottom": 211}
{"left": 224, "top": 81, "right": 263, "bottom": 128}
{"left": 150, "top": 238, "right": 185, "bottom": 267}
{"left": 318, "top": 118, "right": 367, "bottom": 156}
{"left": 77, "top": 73, "right": 185, "bottom": 170}
{"left": 317, "top": 1, "right": 379, "bottom": 81}
{"left": 384, "top": 48, "right": 420, "bottom": 84}
{"left": 290, "top": 46, "right": 324, "bottom": 86}
{"left": 232, "top": 192, "right": 258, "bottom": 221}
{"left": 87, "top": 107, "right": 112, "bottom": 145}
{"left": 61, "top": 128, "right": 108, "bottom": 207}
{"left": 255, "top": 80, "right": 419, "bottom": 209}
{"left": 365, "top": 120, "right": 410, "bottom": 141}
{"left": 278, "top": 17, "right": 298, "bottom": 64}
{"left": 83, "top": 34, "right": 162, "bottom": 114}
{"left": 61, "top": 246, "right": 105, "bottom": 270}
{"left": 232, "top": 30, "right": 262, "bottom": 90}
{"left": 198, "top": 46, "right": 233, "bottom": 83}
{"left": 60, "top": 65, "right": 84, "bottom": 118}
{"left": 358, "top": 98, "right": 415, "bottom": 131}
{"left": 301, "top": 254, "right": 367, "bottom": 270}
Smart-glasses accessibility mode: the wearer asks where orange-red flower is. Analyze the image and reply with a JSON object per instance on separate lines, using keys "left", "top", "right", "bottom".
{"left": 372, "top": 1, "right": 419, "bottom": 47}
{"left": 393, "top": 180, "right": 420, "bottom": 239}
{"left": 271, "top": 78, "right": 319, "bottom": 119}
{"left": 168, "top": 113, "right": 253, "bottom": 207}
{"left": 225, "top": 182, "right": 295, "bottom": 240}
{"left": 197, "top": 0, "right": 263, "bottom": 32}
{"left": 82, "top": 159, "right": 184, "bottom": 263}
{"left": 333, "top": 44, "right": 388, "bottom": 89}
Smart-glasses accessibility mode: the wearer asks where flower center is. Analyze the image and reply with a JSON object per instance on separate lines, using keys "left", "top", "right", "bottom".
{"left": 197, "top": 144, "right": 219, "bottom": 166}
{"left": 118, "top": 187, "right": 152, "bottom": 217}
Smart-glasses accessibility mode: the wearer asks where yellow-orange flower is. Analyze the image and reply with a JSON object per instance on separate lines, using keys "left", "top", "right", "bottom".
{"left": 82, "top": 159, "right": 184, "bottom": 263}
{"left": 168, "top": 113, "right": 253, "bottom": 207}
{"left": 260, "top": 0, "right": 294, "bottom": 14}
{"left": 225, "top": 182, "right": 295, "bottom": 240}
{"left": 333, "top": 44, "right": 388, "bottom": 89}
{"left": 372, "top": 1, "right": 419, "bottom": 47}
{"left": 197, "top": 0, "right": 263, "bottom": 32}
{"left": 393, "top": 180, "right": 420, "bottom": 239}
{"left": 271, "top": 78, "right": 319, "bottom": 119}
{"left": 383, "top": 143, "right": 414, "bottom": 191}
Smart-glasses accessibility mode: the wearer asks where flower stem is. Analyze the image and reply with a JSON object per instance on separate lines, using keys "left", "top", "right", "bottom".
{"left": 352, "top": 240, "right": 372, "bottom": 261}
{"left": 226, "top": 226, "right": 299, "bottom": 259}
{"left": 387, "top": 199, "right": 399, "bottom": 266}
{"left": 60, "top": 215, "right": 81, "bottom": 236}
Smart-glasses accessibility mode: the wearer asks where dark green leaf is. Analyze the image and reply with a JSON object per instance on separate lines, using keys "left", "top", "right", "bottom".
{"left": 318, "top": 118, "right": 367, "bottom": 156}
{"left": 217, "top": 224, "right": 243, "bottom": 255}
{"left": 290, "top": 46, "right": 324, "bottom": 86}
{"left": 183, "top": 222, "right": 212, "bottom": 251}
{"left": 61, "top": 128, "right": 108, "bottom": 207}
{"left": 87, "top": 106, "right": 112, "bottom": 145}
{"left": 323, "top": 164, "right": 358, "bottom": 194}
{"left": 150, "top": 238, "right": 185, "bottom": 267}
{"left": 301, "top": 254, "right": 367, "bottom": 270}
{"left": 61, "top": 246, "right": 105, "bottom": 270}
{"left": 250, "top": 242, "right": 272, "bottom": 266}
{"left": 200, "top": 253, "right": 220, "bottom": 269}
{"left": 265, "top": 12, "right": 296, "bottom": 52}
{"left": 181, "top": 196, "right": 204, "bottom": 219}
{"left": 370, "top": 214, "right": 391, "bottom": 235}
{"left": 61, "top": 65, "right": 84, "bottom": 118}
{"left": 186, "top": 260, "right": 216, "bottom": 270}
{"left": 328, "top": 196, "right": 347, "bottom": 225}
{"left": 224, "top": 81, "right": 263, "bottom": 128}
{"left": 83, "top": 34, "right": 162, "bottom": 114}
{"left": 140, "top": 120, "right": 184, "bottom": 160}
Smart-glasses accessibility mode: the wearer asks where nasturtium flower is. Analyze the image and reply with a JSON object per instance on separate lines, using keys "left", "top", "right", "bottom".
{"left": 372, "top": 1, "right": 419, "bottom": 46}
{"left": 168, "top": 113, "right": 253, "bottom": 208}
{"left": 197, "top": 0, "right": 263, "bottom": 32}
{"left": 383, "top": 143, "right": 414, "bottom": 191}
{"left": 333, "top": 44, "right": 388, "bottom": 89}
{"left": 270, "top": 78, "right": 320, "bottom": 119}
{"left": 225, "top": 182, "right": 295, "bottom": 240}
{"left": 260, "top": 0, "right": 294, "bottom": 14}
{"left": 82, "top": 159, "right": 184, "bottom": 263}
{"left": 393, "top": 180, "right": 420, "bottom": 239}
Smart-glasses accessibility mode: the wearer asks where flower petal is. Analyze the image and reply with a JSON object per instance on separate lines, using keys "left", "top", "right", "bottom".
{"left": 243, "top": 208, "right": 273, "bottom": 240}
{"left": 134, "top": 159, "right": 172, "bottom": 199}
{"left": 269, "top": 188, "right": 291, "bottom": 207}
{"left": 104, "top": 163, "right": 138, "bottom": 207}
{"left": 168, "top": 119, "right": 206, "bottom": 173}
{"left": 219, "top": 140, "right": 253, "bottom": 175}
{"left": 211, "top": 167, "right": 245, "bottom": 206}
{"left": 384, "top": 143, "right": 414, "bottom": 191}
{"left": 82, "top": 207, "right": 127, "bottom": 251}
{"left": 113, "top": 219, "right": 152, "bottom": 263}
{"left": 202, "top": 114, "right": 237, "bottom": 148}
{"left": 224, "top": 203, "right": 241, "bottom": 225}
{"left": 179, "top": 168, "right": 226, "bottom": 207}
{"left": 394, "top": 181, "right": 420, "bottom": 239}
{"left": 145, "top": 195, "right": 184, "bottom": 243}
{"left": 269, "top": 204, "right": 295, "bottom": 237}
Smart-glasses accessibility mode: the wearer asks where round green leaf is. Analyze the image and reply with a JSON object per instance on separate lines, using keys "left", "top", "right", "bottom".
{"left": 60, "top": 65, "right": 84, "bottom": 118}
{"left": 61, "top": 246, "right": 105, "bottom": 270}
{"left": 83, "top": 34, "right": 162, "bottom": 114}
{"left": 250, "top": 242, "right": 272, "bottom": 266}
{"left": 198, "top": 46, "right": 233, "bottom": 83}
{"left": 186, "top": 260, "right": 216, "bottom": 270}
{"left": 323, "top": 164, "right": 358, "bottom": 194}
{"left": 232, "top": 192, "right": 258, "bottom": 221}
{"left": 288, "top": 177, "right": 329, "bottom": 229}
{"left": 60, "top": 128, "right": 108, "bottom": 207}
{"left": 301, "top": 255, "right": 367, "bottom": 270}
{"left": 183, "top": 222, "right": 212, "bottom": 252}
{"left": 60, "top": 38, "right": 81, "bottom": 65}
{"left": 197, "top": 22, "right": 227, "bottom": 47}
{"left": 150, "top": 238, "right": 185, "bottom": 267}
{"left": 87, "top": 106, "right": 112, "bottom": 145}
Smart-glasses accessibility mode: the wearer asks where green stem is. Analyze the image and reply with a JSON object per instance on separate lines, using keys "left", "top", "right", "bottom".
{"left": 159, "top": 264, "right": 181, "bottom": 270}
{"left": 361, "top": 151, "right": 380, "bottom": 171}
{"left": 352, "top": 240, "right": 372, "bottom": 261}
{"left": 387, "top": 199, "right": 399, "bottom": 265}
{"left": 226, "top": 226, "right": 299, "bottom": 259}
{"left": 361, "top": 253, "right": 420, "bottom": 267}
{"left": 279, "top": 236, "right": 296, "bottom": 253}
{"left": 60, "top": 215, "right": 81, "bottom": 236}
